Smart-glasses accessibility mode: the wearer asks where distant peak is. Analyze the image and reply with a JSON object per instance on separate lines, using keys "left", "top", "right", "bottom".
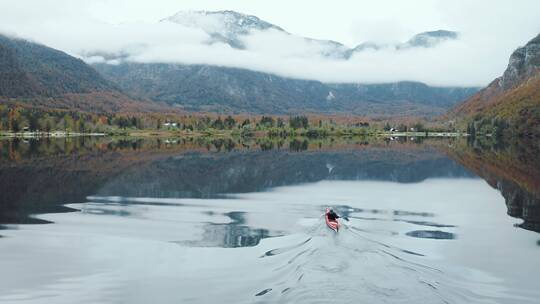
{"left": 403, "top": 30, "right": 459, "bottom": 48}
{"left": 162, "top": 10, "right": 285, "bottom": 50}
{"left": 164, "top": 10, "right": 284, "bottom": 32}
{"left": 416, "top": 30, "right": 458, "bottom": 38}
{"left": 167, "top": 10, "right": 254, "bottom": 19}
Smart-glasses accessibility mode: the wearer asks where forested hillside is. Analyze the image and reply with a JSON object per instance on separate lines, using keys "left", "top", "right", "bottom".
{"left": 0, "top": 34, "right": 169, "bottom": 114}
{"left": 451, "top": 33, "right": 540, "bottom": 137}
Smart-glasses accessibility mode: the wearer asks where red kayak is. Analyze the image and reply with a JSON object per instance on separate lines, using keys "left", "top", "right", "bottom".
{"left": 325, "top": 208, "right": 340, "bottom": 232}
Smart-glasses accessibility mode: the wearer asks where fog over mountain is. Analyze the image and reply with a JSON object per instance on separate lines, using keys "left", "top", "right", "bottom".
{"left": 1, "top": 0, "right": 539, "bottom": 86}
{"left": 72, "top": 10, "right": 470, "bottom": 86}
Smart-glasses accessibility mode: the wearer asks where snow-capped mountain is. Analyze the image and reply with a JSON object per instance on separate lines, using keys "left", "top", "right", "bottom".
{"left": 162, "top": 10, "right": 459, "bottom": 58}
{"left": 164, "top": 10, "right": 284, "bottom": 36}
{"left": 86, "top": 10, "right": 474, "bottom": 117}
{"left": 349, "top": 30, "right": 459, "bottom": 54}
{"left": 163, "top": 10, "right": 285, "bottom": 49}
{"left": 163, "top": 10, "right": 350, "bottom": 58}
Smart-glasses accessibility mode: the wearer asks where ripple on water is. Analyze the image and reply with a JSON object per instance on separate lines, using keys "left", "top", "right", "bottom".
{"left": 257, "top": 212, "right": 506, "bottom": 304}
{"left": 260, "top": 237, "right": 312, "bottom": 257}
{"left": 405, "top": 230, "right": 456, "bottom": 240}
{"left": 1, "top": 177, "right": 537, "bottom": 304}
{"left": 255, "top": 288, "right": 272, "bottom": 296}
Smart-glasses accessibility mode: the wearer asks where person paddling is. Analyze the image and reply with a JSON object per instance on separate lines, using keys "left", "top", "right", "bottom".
{"left": 325, "top": 207, "right": 341, "bottom": 232}
{"left": 326, "top": 208, "right": 340, "bottom": 221}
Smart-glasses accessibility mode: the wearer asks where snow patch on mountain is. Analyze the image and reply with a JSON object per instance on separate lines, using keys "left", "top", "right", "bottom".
{"left": 73, "top": 10, "right": 478, "bottom": 86}
{"left": 163, "top": 10, "right": 285, "bottom": 49}
{"left": 326, "top": 91, "right": 336, "bottom": 101}
{"left": 164, "top": 10, "right": 283, "bottom": 35}
{"left": 162, "top": 10, "right": 458, "bottom": 58}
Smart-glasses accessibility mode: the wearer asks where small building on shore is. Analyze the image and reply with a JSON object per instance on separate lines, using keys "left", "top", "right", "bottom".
{"left": 163, "top": 122, "right": 178, "bottom": 128}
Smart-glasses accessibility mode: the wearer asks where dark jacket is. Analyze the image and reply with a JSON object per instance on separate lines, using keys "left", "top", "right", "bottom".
{"left": 327, "top": 210, "right": 340, "bottom": 221}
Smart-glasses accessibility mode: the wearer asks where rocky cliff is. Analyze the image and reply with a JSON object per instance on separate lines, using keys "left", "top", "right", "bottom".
{"left": 450, "top": 33, "right": 540, "bottom": 136}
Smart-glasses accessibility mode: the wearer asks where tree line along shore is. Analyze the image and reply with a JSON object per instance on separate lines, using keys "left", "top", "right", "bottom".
{"left": 0, "top": 104, "right": 492, "bottom": 139}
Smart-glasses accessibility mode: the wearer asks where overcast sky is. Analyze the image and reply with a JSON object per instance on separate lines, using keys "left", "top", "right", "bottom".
{"left": 1, "top": 0, "right": 539, "bottom": 86}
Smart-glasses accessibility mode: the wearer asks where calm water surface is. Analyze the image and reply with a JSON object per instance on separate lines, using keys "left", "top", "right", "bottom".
{"left": 0, "top": 137, "right": 538, "bottom": 304}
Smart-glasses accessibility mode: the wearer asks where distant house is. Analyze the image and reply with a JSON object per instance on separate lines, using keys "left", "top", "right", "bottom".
{"left": 22, "top": 126, "right": 30, "bottom": 132}
{"left": 163, "top": 122, "right": 178, "bottom": 128}
{"left": 389, "top": 128, "right": 397, "bottom": 132}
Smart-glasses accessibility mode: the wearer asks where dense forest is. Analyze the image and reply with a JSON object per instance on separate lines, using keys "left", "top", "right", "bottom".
{"left": 0, "top": 104, "right": 445, "bottom": 137}
{"left": 0, "top": 104, "right": 343, "bottom": 134}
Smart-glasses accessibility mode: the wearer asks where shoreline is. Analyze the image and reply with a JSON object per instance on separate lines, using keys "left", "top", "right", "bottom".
{"left": 1, "top": 130, "right": 468, "bottom": 139}
{"left": 0, "top": 131, "right": 106, "bottom": 138}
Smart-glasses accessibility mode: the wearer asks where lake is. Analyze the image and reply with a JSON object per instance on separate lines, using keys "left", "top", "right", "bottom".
{"left": 0, "top": 136, "right": 539, "bottom": 304}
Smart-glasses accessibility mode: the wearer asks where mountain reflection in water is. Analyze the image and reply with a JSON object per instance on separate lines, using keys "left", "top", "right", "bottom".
{"left": 445, "top": 138, "right": 540, "bottom": 233}
{"left": 0, "top": 137, "right": 472, "bottom": 224}
{"left": 1, "top": 136, "right": 539, "bottom": 234}
{"left": 174, "top": 211, "right": 277, "bottom": 248}
{"left": 0, "top": 137, "right": 539, "bottom": 303}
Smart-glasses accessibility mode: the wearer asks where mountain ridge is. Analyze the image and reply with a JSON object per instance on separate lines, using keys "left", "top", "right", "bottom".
{"left": 0, "top": 34, "right": 175, "bottom": 113}
{"left": 0, "top": 12, "right": 477, "bottom": 117}
{"left": 86, "top": 10, "right": 471, "bottom": 117}
{"left": 450, "top": 32, "right": 540, "bottom": 136}
{"left": 94, "top": 62, "right": 478, "bottom": 116}
{"left": 157, "top": 10, "right": 459, "bottom": 60}
{"left": 0, "top": 34, "right": 116, "bottom": 97}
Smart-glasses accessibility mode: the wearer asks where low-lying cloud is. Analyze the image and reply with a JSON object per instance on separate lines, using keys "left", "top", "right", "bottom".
{"left": 67, "top": 23, "right": 514, "bottom": 87}
{"left": 1, "top": 0, "right": 539, "bottom": 87}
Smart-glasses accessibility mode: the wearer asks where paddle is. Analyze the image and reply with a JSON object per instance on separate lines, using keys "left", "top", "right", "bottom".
{"left": 323, "top": 206, "right": 349, "bottom": 221}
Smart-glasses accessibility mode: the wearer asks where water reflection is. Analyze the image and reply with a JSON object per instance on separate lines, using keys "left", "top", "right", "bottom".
{"left": 176, "top": 212, "right": 279, "bottom": 248}
{"left": 1, "top": 137, "right": 540, "bottom": 303}
{"left": 330, "top": 205, "right": 457, "bottom": 240}
{"left": 0, "top": 137, "right": 474, "bottom": 227}
{"left": 405, "top": 230, "right": 456, "bottom": 240}
{"left": 289, "top": 139, "right": 309, "bottom": 152}
{"left": 77, "top": 196, "right": 279, "bottom": 248}
{"left": 445, "top": 138, "right": 540, "bottom": 233}
{"left": 505, "top": 180, "right": 540, "bottom": 233}
{"left": 332, "top": 206, "right": 437, "bottom": 218}
{"left": 83, "top": 206, "right": 133, "bottom": 217}
{"left": 1, "top": 136, "right": 540, "bottom": 238}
